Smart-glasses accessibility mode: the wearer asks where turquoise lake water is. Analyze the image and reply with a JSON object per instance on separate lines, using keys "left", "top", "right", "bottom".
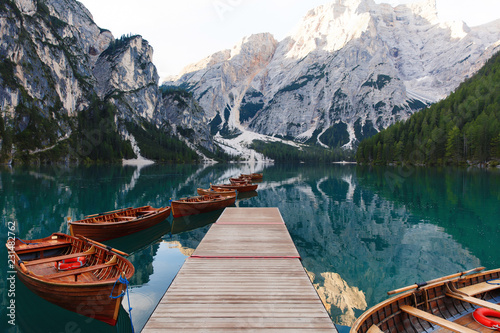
{"left": 1, "top": 164, "right": 499, "bottom": 332}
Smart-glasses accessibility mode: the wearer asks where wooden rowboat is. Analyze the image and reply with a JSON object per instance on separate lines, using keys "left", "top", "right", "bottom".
{"left": 211, "top": 183, "right": 258, "bottom": 193}
{"left": 171, "top": 194, "right": 236, "bottom": 218}
{"left": 197, "top": 187, "right": 238, "bottom": 197}
{"left": 229, "top": 177, "right": 251, "bottom": 184}
{"left": 6, "top": 233, "right": 134, "bottom": 325}
{"left": 241, "top": 173, "right": 263, "bottom": 179}
{"left": 350, "top": 267, "right": 500, "bottom": 333}
{"left": 68, "top": 205, "right": 171, "bottom": 241}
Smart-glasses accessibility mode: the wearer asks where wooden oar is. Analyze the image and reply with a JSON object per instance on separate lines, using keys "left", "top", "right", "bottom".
{"left": 387, "top": 267, "right": 485, "bottom": 295}
{"left": 13, "top": 252, "right": 29, "bottom": 274}
{"left": 77, "top": 235, "right": 129, "bottom": 257}
{"left": 84, "top": 207, "right": 133, "bottom": 218}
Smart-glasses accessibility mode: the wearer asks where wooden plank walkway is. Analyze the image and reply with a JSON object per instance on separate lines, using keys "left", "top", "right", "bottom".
{"left": 143, "top": 207, "right": 337, "bottom": 332}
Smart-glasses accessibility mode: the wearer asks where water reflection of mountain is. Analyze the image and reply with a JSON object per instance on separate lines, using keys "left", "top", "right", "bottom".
{"left": 0, "top": 163, "right": 264, "bottom": 241}
{"left": 356, "top": 166, "right": 500, "bottom": 269}
{"left": 0, "top": 165, "right": 177, "bottom": 239}
{"left": 308, "top": 270, "right": 367, "bottom": 326}
{"left": 240, "top": 164, "right": 483, "bottom": 325}
{"left": 3, "top": 163, "right": 495, "bottom": 330}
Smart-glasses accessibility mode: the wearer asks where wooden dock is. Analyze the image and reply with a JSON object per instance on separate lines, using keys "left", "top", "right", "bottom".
{"left": 142, "top": 207, "right": 337, "bottom": 332}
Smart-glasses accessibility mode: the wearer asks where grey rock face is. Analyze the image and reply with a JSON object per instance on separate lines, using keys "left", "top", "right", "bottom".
{"left": 174, "top": 0, "right": 500, "bottom": 148}
{"left": 0, "top": 0, "right": 215, "bottom": 160}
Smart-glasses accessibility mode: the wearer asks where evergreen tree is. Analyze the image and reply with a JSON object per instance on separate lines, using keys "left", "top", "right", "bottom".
{"left": 491, "top": 133, "right": 500, "bottom": 158}
{"left": 445, "top": 126, "right": 462, "bottom": 163}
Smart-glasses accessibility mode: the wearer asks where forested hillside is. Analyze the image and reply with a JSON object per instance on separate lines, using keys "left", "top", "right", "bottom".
{"left": 250, "top": 140, "right": 353, "bottom": 163}
{"left": 356, "top": 51, "right": 500, "bottom": 166}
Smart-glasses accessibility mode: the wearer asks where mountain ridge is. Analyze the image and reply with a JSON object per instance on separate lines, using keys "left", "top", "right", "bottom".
{"left": 172, "top": 0, "right": 500, "bottom": 152}
{"left": 2, "top": 0, "right": 499, "bottom": 164}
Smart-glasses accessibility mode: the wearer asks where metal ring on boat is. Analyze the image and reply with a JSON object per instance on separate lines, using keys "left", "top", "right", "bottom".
{"left": 473, "top": 307, "right": 500, "bottom": 330}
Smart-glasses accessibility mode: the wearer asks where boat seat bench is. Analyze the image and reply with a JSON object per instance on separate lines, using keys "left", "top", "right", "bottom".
{"left": 367, "top": 324, "right": 384, "bottom": 333}
{"left": 115, "top": 216, "right": 136, "bottom": 220}
{"left": 42, "top": 262, "right": 118, "bottom": 279}
{"left": 16, "top": 241, "right": 72, "bottom": 255}
{"left": 24, "top": 250, "right": 95, "bottom": 266}
{"left": 456, "top": 279, "right": 500, "bottom": 296}
{"left": 400, "top": 305, "right": 476, "bottom": 333}
{"left": 445, "top": 292, "right": 500, "bottom": 313}
{"left": 138, "top": 211, "right": 156, "bottom": 216}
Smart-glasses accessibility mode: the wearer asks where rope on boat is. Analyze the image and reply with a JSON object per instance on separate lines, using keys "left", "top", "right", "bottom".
{"left": 15, "top": 237, "right": 38, "bottom": 245}
{"left": 110, "top": 275, "right": 134, "bottom": 333}
{"left": 486, "top": 279, "right": 500, "bottom": 285}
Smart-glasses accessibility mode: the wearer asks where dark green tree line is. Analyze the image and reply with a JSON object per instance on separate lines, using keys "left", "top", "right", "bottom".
{"left": 357, "top": 51, "right": 500, "bottom": 165}
{"left": 250, "top": 140, "right": 354, "bottom": 163}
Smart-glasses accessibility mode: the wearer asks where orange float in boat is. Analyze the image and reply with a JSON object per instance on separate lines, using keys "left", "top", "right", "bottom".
{"left": 473, "top": 307, "right": 500, "bottom": 330}
{"left": 55, "top": 256, "right": 87, "bottom": 271}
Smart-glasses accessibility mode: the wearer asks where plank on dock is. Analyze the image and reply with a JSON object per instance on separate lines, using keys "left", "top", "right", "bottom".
{"left": 215, "top": 207, "right": 285, "bottom": 224}
{"left": 142, "top": 207, "right": 336, "bottom": 332}
{"left": 192, "top": 224, "right": 300, "bottom": 258}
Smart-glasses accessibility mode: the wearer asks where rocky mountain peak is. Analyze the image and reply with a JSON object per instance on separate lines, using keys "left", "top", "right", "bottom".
{"left": 406, "top": 0, "right": 438, "bottom": 24}
{"left": 174, "top": 0, "right": 500, "bottom": 153}
{"left": 177, "top": 33, "right": 277, "bottom": 81}
{"left": 230, "top": 33, "right": 277, "bottom": 59}
{"left": 286, "top": 0, "right": 374, "bottom": 59}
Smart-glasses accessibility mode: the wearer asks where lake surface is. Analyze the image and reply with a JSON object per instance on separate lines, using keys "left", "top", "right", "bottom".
{"left": 1, "top": 163, "right": 499, "bottom": 332}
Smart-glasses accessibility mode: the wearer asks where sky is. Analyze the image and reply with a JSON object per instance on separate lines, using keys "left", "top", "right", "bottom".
{"left": 77, "top": 0, "right": 500, "bottom": 81}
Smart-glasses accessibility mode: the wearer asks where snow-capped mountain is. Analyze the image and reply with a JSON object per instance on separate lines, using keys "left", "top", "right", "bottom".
{"left": 173, "top": 0, "right": 500, "bottom": 149}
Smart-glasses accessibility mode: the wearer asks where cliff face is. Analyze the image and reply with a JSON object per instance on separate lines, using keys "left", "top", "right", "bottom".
{"left": 0, "top": 0, "right": 107, "bottom": 153}
{"left": 161, "top": 88, "right": 215, "bottom": 153}
{"left": 93, "top": 35, "right": 162, "bottom": 122}
{"left": 0, "top": 0, "right": 215, "bottom": 163}
{"left": 174, "top": 0, "right": 500, "bottom": 149}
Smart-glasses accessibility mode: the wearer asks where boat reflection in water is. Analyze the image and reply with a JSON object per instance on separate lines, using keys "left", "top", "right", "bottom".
{"left": 109, "top": 221, "right": 171, "bottom": 288}
{"left": 171, "top": 210, "right": 221, "bottom": 235}
{"left": 236, "top": 190, "right": 258, "bottom": 201}
{"left": 105, "top": 218, "right": 172, "bottom": 255}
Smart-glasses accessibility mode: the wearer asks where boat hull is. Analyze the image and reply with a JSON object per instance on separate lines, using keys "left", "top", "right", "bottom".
{"left": 9, "top": 233, "right": 134, "bottom": 326}
{"left": 211, "top": 183, "right": 258, "bottom": 192}
{"left": 241, "top": 173, "right": 263, "bottom": 179}
{"left": 69, "top": 206, "right": 171, "bottom": 241}
{"left": 171, "top": 195, "right": 236, "bottom": 218}
{"left": 229, "top": 177, "right": 251, "bottom": 184}
{"left": 197, "top": 188, "right": 238, "bottom": 197}
{"left": 16, "top": 270, "right": 124, "bottom": 325}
